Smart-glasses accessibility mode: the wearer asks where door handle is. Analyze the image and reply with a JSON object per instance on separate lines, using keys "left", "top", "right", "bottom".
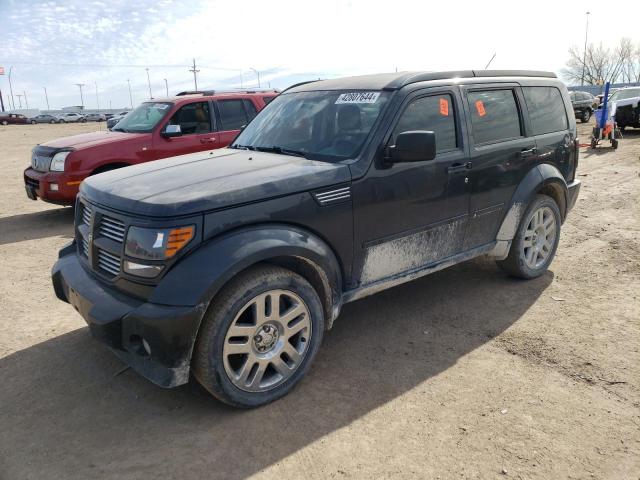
{"left": 447, "top": 161, "right": 473, "bottom": 174}
{"left": 200, "top": 137, "right": 216, "bottom": 144}
{"left": 520, "top": 147, "right": 537, "bottom": 157}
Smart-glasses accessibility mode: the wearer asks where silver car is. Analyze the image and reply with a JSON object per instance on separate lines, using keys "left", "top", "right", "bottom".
{"left": 57, "top": 113, "right": 86, "bottom": 123}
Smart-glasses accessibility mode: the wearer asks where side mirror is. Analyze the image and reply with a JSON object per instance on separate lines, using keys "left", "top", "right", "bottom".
{"left": 388, "top": 131, "right": 436, "bottom": 162}
{"left": 162, "top": 124, "right": 182, "bottom": 138}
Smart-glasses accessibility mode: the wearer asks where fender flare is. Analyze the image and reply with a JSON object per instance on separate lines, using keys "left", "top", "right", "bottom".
{"left": 149, "top": 224, "right": 343, "bottom": 320}
{"left": 490, "top": 164, "right": 568, "bottom": 259}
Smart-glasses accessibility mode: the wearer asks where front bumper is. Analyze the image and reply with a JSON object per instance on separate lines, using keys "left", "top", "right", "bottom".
{"left": 52, "top": 245, "right": 205, "bottom": 388}
{"left": 566, "top": 179, "right": 581, "bottom": 214}
{"left": 24, "top": 168, "right": 85, "bottom": 205}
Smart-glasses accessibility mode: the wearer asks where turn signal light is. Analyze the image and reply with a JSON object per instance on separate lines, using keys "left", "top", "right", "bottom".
{"left": 165, "top": 226, "right": 194, "bottom": 258}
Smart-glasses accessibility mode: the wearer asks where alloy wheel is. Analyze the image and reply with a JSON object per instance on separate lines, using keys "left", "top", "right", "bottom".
{"left": 223, "top": 289, "right": 312, "bottom": 393}
{"left": 522, "top": 206, "right": 557, "bottom": 269}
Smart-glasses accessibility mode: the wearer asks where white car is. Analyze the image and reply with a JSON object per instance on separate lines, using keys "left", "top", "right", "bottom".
{"left": 57, "top": 113, "right": 86, "bottom": 123}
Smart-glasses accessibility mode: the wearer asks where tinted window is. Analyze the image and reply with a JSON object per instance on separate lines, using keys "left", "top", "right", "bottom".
{"left": 523, "top": 87, "right": 568, "bottom": 135}
{"left": 263, "top": 96, "right": 276, "bottom": 105}
{"left": 243, "top": 100, "right": 258, "bottom": 121}
{"left": 392, "top": 94, "right": 457, "bottom": 153}
{"left": 218, "top": 99, "right": 247, "bottom": 131}
{"left": 467, "top": 90, "right": 521, "bottom": 144}
{"left": 167, "top": 101, "right": 211, "bottom": 135}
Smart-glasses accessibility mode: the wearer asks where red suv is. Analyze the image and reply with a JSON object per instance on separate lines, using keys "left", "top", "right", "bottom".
{"left": 24, "top": 90, "right": 278, "bottom": 205}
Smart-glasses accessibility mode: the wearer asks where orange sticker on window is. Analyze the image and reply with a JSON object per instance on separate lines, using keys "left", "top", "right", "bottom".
{"left": 439, "top": 98, "right": 449, "bottom": 116}
{"left": 475, "top": 100, "right": 486, "bottom": 117}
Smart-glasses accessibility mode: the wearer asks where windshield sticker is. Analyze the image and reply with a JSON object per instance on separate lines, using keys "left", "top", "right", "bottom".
{"left": 152, "top": 104, "right": 169, "bottom": 109}
{"left": 335, "top": 92, "right": 381, "bottom": 104}
{"left": 439, "top": 98, "right": 449, "bottom": 116}
{"left": 475, "top": 100, "right": 486, "bottom": 117}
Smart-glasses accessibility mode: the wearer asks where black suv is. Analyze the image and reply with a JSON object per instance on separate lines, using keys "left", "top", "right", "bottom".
{"left": 569, "top": 90, "right": 597, "bottom": 123}
{"left": 52, "top": 70, "right": 581, "bottom": 407}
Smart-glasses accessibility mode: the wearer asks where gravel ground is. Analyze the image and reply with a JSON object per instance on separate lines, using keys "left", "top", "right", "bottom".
{"left": 0, "top": 122, "right": 638, "bottom": 480}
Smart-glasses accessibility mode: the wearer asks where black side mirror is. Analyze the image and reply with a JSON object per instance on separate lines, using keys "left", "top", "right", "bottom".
{"left": 388, "top": 131, "right": 436, "bottom": 162}
{"left": 162, "top": 124, "right": 182, "bottom": 138}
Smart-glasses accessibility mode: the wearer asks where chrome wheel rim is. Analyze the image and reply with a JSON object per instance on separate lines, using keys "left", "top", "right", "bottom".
{"left": 522, "top": 206, "right": 556, "bottom": 269}
{"left": 223, "top": 289, "right": 312, "bottom": 393}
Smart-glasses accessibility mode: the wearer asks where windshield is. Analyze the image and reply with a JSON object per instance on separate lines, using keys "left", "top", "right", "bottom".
{"left": 113, "top": 102, "right": 172, "bottom": 133}
{"left": 609, "top": 88, "right": 640, "bottom": 103}
{"left": 232, "top": 90, "right": 390, "bottom": 161}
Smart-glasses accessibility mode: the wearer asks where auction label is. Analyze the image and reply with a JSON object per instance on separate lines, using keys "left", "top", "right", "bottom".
{"left": 335, "top": 92, "right": 380, "bottom": 104}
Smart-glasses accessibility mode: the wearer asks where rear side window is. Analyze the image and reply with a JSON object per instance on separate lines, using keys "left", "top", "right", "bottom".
{"left": 218, "top": 99, "right": 247, "bottom": 131}
{"left": 392, "top": 94, "right": 457, "bottom": 153}
{"left": 523, "top": 87, "right": 568, "bottom": 135}
{"left": 263, "top": 96, "right": 276, "bottom": 105}
{"left": 467, "top": 90, "right": 522, "bottom": 144}
{"left": 243, "top": 100, "right": 258, "bottom": 121}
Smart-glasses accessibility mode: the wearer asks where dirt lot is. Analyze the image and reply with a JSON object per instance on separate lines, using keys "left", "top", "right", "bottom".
{"left": 0, "top": 121, "right": 638, "bottom": 480}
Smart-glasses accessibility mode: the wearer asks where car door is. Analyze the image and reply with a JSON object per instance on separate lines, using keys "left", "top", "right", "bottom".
{"left": 154, "top": 100, "right": 219, "bottom": 158}
{"left": 460, "top": 84, "right": 536, "bottom": 249}
{"left": 214, "top": 98, "right": 253, "bottom": 146}
{"left": 352, "top": 87, "right": 471, "bottom": 286}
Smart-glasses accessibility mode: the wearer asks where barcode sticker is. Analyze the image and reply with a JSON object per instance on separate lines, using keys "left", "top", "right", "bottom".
{"left": 335, "top": 92, "right": 381, "bottom": 104}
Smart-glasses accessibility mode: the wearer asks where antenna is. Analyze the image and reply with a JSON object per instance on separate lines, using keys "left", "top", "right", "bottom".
{"left": 484, "top": 53, "right": 496, "bottom": 70}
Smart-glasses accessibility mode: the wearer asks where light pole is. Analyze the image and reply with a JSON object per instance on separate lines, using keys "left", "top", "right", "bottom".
{"left": 249, "top": 68, "right": 261, "bottom": 88}
{"left": 164, "top": 78, "right": 169, "bottom": 97}
{"left": 16, "top": 94, "right": 23, "bottom": 109}
{"left": 581, "top": 11, "right": 590, "bottom": 86}
{"left": 75, "top": 83, "right": 85, "bottom": 109}
{"left": 8, "top": 66, "right": 15, "bottom": 110}
{"left": 43, "top": 87, "right": 50, "bottom": 111}
{"left": 188, "top": 59, "right": 199, "bottom": 91}
{"left": 94, "top": 81, "right": 100, "bottom": 110}
{"left": 145, "top": 68, "right": 152, "bottom": 99}
{"left": 126, "top": 79, "right": 133, "bottom": 108}
{"left": 23, "top": 90, "right": 28, "bottom": 109}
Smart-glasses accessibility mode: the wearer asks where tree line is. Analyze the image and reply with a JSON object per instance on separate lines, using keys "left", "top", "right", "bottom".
{"left": 564, "top": 38, "right": 640, "bottom": 85}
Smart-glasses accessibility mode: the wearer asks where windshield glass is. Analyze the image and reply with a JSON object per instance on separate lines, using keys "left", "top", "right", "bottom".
{"left": 232, "top": 90, "right": 390, "bottom": 161}
{"left": 114, "top": 102, "right": 172, "bottom": 133}
{"left": 609, "top": 89, "right": 640, "bottom": 103}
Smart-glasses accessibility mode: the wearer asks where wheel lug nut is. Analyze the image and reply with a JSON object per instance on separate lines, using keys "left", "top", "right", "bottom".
{"left": 254, "top": 335, "right": 262, "bottom": 342}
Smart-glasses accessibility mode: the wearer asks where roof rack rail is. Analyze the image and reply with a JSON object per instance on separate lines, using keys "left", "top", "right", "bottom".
{"left": 394, "top": 70, "right": 557, "bottom": 89}
{"left": 175, "top": 89, "right": 280, "bottom": 96}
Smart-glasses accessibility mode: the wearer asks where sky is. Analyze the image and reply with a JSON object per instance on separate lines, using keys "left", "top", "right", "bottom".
{"left": 1, "top": 0, "right": 639, "bottom": 112}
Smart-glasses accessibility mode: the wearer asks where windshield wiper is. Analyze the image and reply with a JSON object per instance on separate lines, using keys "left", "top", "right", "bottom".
{"left": 111, "top": 127, "right": 128, "bottom": 133}
{"left": 231, "top": 144, "right": 256, "bottom": 150}
{"left": 255, "top": 146, "right": 308, "bottom": 158}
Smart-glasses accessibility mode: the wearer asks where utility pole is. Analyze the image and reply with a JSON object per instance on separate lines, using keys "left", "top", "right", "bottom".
{"left": 249, "top": 68, "right": 261, "bottom": 88}
{"left": 581, "top": 11, "right": 590, "bottom": 86}
{"left": 240, "top": 71, "right": 243, "bottom": 89}
{"left": 126, "top": 79, "right": 133, "bottom": 108}
{"left": 145, "top": 68, "right": 153, "bottom": 99}
{"left": 94, "top": 81, "right": 100, "bottom": 110}
{"left": 43, "top": 87, "right": 50, "bottom": 111}
{"left": 23, "top": 90, "right": 28, "bottom": 109}
{"left": 75, "top": 83, "right": 85, "bottom": 109}
{"left": 16, "top": 94, "right": 23, "bottom": 109}
{"left": 164, "top": 78, "right": 169, "bottom": 97}
{"left": 189, "top": 59, "right": 199, "bottom": 91}
{"left": 8, "top": 66, "right": 15, "bottom": 110}
{"left": 0, "top": 90, "right": 5, "bottom": 112}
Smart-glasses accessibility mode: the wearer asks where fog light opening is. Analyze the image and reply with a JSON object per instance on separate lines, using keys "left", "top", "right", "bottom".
{"left": 129, "top": 335, "right": 151, "bottom": 357}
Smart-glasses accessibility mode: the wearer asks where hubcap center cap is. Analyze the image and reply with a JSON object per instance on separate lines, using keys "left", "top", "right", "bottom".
{"left": 253, "top": 324, "right": 279, "bottom": 352}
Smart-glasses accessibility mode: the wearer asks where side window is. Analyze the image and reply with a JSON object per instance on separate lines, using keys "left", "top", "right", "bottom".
{"left": 467, "top": 89, "right": 522, "bottom": 144}
{"left": 167, "top": 101, "right": 211, "bottom": 135}
{"left": 218, "top": 99, "right": 247, "bottom": 131}
{"left": 263, "top": 96, "right": 276, "bottom": 105}
{"left": 391, "top": 94, "right": 457, "bottom": 153}
{"left": 522, "top": 87, "right": 568, "bottom": 136}
{"left": 243, "top": 100, "right": 258, "bottom": 121}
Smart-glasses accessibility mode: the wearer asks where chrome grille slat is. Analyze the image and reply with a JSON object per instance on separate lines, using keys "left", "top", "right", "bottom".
{"left": 99, "top": 216, "right": 125, "bottom": 243}
{"left": 81, "top": 237, "right": 89, "bottom": 257}
{"left": 313, "top": 186, "right": 351, "bottom": 205}
{"left": 97, "top": 249, "right": 121, "bottom": 276}
{"left": 82, "top": 204, "right": 92, "bottom": 226}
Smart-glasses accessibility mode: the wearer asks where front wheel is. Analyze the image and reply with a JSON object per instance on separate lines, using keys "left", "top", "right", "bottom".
{"left": 31, "top": 120, "right": 36, "bottom": 124}
{"left": 497, "top": 195, "right": 561, "bottom": 279}
{"left": 580, "top": 109, "right": 591, "bottom": 123}
{"left": 50, "top": 120, "right": 56, "bottom": 124}
{"left": 193, "top": 265, "right": 324, "bottom": 407}
{"left": 1, "top": 120, "right": 8, "bottom": 125}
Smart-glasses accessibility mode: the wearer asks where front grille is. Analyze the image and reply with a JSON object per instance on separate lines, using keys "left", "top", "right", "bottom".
{"left": 25, "top": 177, "right": 39, "bottom": 190}
{"left": 82, "top": 204, "right": 92, "bottom": 226}
{"left": 81, "top": 237, "right": 89, "bottom": 257}
{"left": 97, "top": 249, "right": 121, "bottom": 276}
{"left": 99, "top": 216, "right": 126, "bottom": 242}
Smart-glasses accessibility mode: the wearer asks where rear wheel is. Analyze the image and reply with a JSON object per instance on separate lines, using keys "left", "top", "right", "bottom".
{"left": 49, "top": 120, "right": 55, "bottom": 124}
{"left": 193, "top": 265, "right": 324, "bottom": 408}
{"left": 1, "top": 120, "right": 7, "bottom": 125}
{"left": 580, "top": 109, "right": 591, "bottom": 123}
{"left": 30, "top": 120, "right": 36, "bottom": 124}
{"left": 497, "top": 195, "right": 561, "bottom": 279}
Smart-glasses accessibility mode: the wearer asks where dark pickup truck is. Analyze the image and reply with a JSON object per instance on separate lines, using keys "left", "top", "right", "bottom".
{"left": 52, "top": 70, "right": 580, "bottom": 407}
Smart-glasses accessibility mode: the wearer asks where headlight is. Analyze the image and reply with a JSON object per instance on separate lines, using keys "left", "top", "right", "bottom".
{"left": 125, "top": 225, "right": 195, "bottom": 261}
{"left": 50, "top": 151, "right": 71, "bottom": 171}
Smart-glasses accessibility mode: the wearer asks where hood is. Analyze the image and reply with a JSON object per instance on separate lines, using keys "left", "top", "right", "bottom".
{"left": 41, "top": 130, "right": 147, "bottom": 149}
{"left": 81, "top": 148, "right": 351, "bottom": 217}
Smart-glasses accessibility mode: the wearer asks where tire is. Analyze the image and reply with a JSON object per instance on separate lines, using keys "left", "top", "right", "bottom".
{"left": 31, "top": 120, "right": 36, "bottom": 124}
{"left": 580, "top": 109, "right": 591, "bottom": 123}
{"left": 1, "top": 120, "right": 7, "bottom": 126}
{"left": 497, "top": 195, "right": 561, "bottom": 279}
{"left": 81, "top": 119, "right": 87, "bottom": 123}
{"left": 192, "top": 264, "right": 325, "bottom": 408}
{"left": 50, "top": 120, "right": 55, "bottom": 124}
{"left": 612, "top": 138, "right": 619, "bottom": 149}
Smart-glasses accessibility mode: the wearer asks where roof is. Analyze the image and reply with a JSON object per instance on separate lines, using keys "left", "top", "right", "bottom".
{"left": 146, "top": 90, "right": 280, "bottom": 103}
{"left": 285, "top": 70, "right": 557, "bottom": 93}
